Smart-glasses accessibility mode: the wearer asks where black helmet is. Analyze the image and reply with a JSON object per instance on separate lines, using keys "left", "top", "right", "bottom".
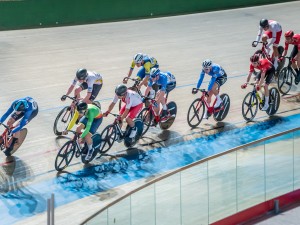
{"left": 76, "top": 68, "right": 88, "bottom": 80}
{"left": 259, "top": 19, "right": 268, "bottom": 28}
{"left": 77, "top": 101, "right": 88, "bottom": 113}
{"left": 115, "top": 84, "right": 127, "bottom": 96}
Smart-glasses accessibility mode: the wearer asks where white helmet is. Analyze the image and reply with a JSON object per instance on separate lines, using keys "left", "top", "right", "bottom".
{"left": 134, "top": 53, "right": 143, "bottom": 64}
{"left": 202, "top": 59, "right": 212, "bottom": 68}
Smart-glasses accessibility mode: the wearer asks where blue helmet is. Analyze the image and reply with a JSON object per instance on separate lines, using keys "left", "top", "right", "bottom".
{"left": 13, "top": 99, "right": 28, "bottom": 112}
{"left": 150, "top": 68, "right": 160, "bottom": 78}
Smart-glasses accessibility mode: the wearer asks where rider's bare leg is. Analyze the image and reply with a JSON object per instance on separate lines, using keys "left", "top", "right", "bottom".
{"left": 74, "top": 87, "right": 83, "bottom": 99}
{"left": 273, "top": 46, "right": 279, "bottom": 69}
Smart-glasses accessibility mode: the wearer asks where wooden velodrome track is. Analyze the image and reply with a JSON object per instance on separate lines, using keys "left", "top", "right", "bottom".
{"left": 1, "top": 1, "right": 300, "bottom": 224}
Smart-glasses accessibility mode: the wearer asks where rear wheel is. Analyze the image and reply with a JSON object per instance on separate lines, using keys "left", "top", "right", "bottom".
{"left": 55, "top": 141, "right": 76, "bottom": 171}
{"left": 10, "top": 128, "right": 27, "bottom": 155}
{"left": 242, "top": 92, "right": 258, "bottom": 122}
{"left": 277, "top": 67, "right": 293, "bottom": 95}
{"left": 99, "top": 124, "right": 117, "bottom": 154}
{"left": 187, "top": 98, "right": 204, "bottom": 128}
{"left": 138, "top": 108, "right": 153, "bottom": 136}
{"left": 213, "top": 93, "right": 230, "bottom": 122}
{"left": 267, "top": 87, "right": 280, "bottom": 116}
{"left": 53, "top": 106, "right": 73, "bottom": 136}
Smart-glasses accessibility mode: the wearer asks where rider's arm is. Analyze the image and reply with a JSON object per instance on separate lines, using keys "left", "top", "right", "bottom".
{"left": 138, "top": 76, "right": 149, "bottom": 88}
{"left": 255, "top": 26, "right": 263, "bottom": 42}
{"left": 65, "top": 79, "right": 77, "bottom": 96}
{"left": 207, "top": 76, "right": 217, "bottom": 91}
{"left": 246, "top": 64, "right": 255, "bottom": 83}
{"left": 106, "top": 96, "right": 118, "bottom": 113}
{"left": 67, "top": 110, "right": 79, "bottom": 130}
{"left": 196, "top": 71, "right": 205, "bottom": 89}
{"left": 127, "top": 61, "right": 135, "bottom": 77}
{"left": 0, "top": 104, "right": 14, "bottom": 123}
{"left": 282, "top": 42, "right": 289, "bottom": 57}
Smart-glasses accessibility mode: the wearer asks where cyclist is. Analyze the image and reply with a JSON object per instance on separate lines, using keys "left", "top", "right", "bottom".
{"left": 125, "top": 53, "right": 159, "bottom": 91}
{"left": 65, "top": 101, "right": 103, "bottom": 161}
{"left": 62, "top": 68, "right": 103, "bottom": 104}
{"left": 252, "top": 19, "right": 282, "bottom": 70}
{"left": 144, "top": 68, "right": 176, "bottom": 119}
{"left": 103, "top": 84, "right": 143, "bottom": 140}
{"left": 241, "top": 54, "right": 275, "bottom": 111}
{"left": 194, "top": 59, "right": 227, "bottom": 118}
{"left": 0, "top": 97, "right": 38, "bottom": 156}
{"left": 281, "top": 30, "right": 300, "bottom": 84}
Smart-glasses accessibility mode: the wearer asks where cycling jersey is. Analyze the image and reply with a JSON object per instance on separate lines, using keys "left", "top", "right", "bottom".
{"left": 72, "top": 71, "right": 103, "bottom": 93}
{"left": 67, "top": 104, "right": 102, "bottom": 138}
{"left": 0, "top": 97, "right": 38, "bottom": 134}
{"left": 113, "top": 90, "right": 143, "bottom": 109}
{"left": 197, "top": 64, "right": 226, "bottom": 91}
{"left": 255, "top": 20, "right": 282, "bottom": 47}
{"left": 284, "top": 34, "right": 300, "bottom": 51}
{"left": 130, "top": 54, "right": 159, "bottom": 77}
{"left": 249, "top": 58, "right": 273, "bottom": 73}
{"left": 148, "top": 71, "right": 176, "bottom": 92}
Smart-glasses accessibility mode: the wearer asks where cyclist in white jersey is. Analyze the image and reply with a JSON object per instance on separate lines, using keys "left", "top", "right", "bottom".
{"left": 62, "top": 68, "right": 103, "bottom": 103}
{"left": 252, "top": 19, "right": 282, "bottom": 69}
{"left": 104, "top": 85, "right": 143, "bottom": 138}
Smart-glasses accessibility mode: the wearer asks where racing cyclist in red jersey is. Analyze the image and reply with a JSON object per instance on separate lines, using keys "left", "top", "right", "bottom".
{"left": 241, "top": 54, "right": 275, "bottom": 111}
{"left": 252, "top": 19, "right": 282, "bottom": 70}
{"left": 281, "top": 30, "right": 300, "bottom": 84}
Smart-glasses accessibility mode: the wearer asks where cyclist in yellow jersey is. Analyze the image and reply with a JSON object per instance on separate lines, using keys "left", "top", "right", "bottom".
{"left": 65, "top": 102, "right": 103, "bottom": 161}
{"left": 125, "top": 53, "right": 159, "bottom": 91}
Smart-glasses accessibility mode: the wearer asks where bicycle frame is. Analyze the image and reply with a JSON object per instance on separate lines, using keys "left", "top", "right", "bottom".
{"left": 192, "top": 88, "right": 224, "bottom": 114}
{"left": 252, "top": 41, "right": 273, "bottom": 61}
{"left": 0, "top": 124, "right": 13, "bottom": 149}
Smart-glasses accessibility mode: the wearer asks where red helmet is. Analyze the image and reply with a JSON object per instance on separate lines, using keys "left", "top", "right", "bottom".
{"left": 250, "top": 54, "right": 260, "bottom": 63}
{"left": 285, "top": 30, "right": 294, "bottom": 38}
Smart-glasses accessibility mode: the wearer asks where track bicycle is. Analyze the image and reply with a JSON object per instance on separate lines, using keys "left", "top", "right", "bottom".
{"left": 100, "top": 113, "right": 143, "bottom": 152}
{"left": 277, "top": 56, "right": 299, "bottom": 95}
{"left": 0, "top": 123, "right": 27, "bottom": 156}
{"left": 241, "top": 83, "right": 280, "bottom": 122}
{"left": 53, "top": 95, "right": 101, "bottom": 136}
{"left": 54, "top": 130, "right": 103, "bottom": 171}
{"left": 187, "top": 88, "right": 230, "bottom": 128}
{"left": 252, "top": 41, "right": 285, "bottom": 77}
{"left": 138, "top": 94, "right": 177, "bottom": 136}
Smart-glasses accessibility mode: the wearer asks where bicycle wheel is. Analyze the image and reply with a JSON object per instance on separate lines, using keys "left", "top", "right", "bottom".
{"left": 53, "top": 106, "right": 73, "bottom": 136}
{"left": 99, "top": 124, "right": 117, "bottom": 154}
{"left": 159, "top": 101, "right": 177, "bottom": 130}
{"left": 267, "top": 87, "right": 280, "bottom": 116}
{"left": 277, "top": 67, "right": 293, "bottom": 95}
{"left": 187, "top": 98, "right": 204, "bottom": 128}
{"left": 213, "top": 93, "right": 230, "bottom": 122}
{"left": 55, "top": 140, "right": 76, "bottom": 171}
{"left": 242, "top": 92, "right": 258, "bottom": 122}
{"left": 10, "top": 128, "right": 27, "bottom": 155}
{"left": 138, "top": 108, "right": 153, "bottom": 136}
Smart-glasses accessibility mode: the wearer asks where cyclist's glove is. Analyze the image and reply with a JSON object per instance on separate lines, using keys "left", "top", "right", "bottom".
{"left": 192, "top": 89, "right": 198, "bottom": 94}
{"left": 252, "top": 42, "right": 257, "bottom": 47}
{"left": 103, "top": 111, "right": 110, "bottom": 117}
{"left": 61, "top": 95, "right": 67, "bottom": 101}
{"left": 256, "top": 85, "right": 260, "bottom": 91}
{"left": 241, "top": 83, "right": 248, "bottom": 89}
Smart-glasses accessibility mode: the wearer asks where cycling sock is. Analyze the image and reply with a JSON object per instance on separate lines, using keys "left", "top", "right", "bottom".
{"left": 88, "top": 144, "right": 93, "bottom": 151}
{"left": 162, "top": 104, "right": 167, "bottom": 110}
{"left": 265, "top": 96, "right": 269, "bottom": 105}
{"left": 216, "top": 95, "right": 221, "bottom": 101}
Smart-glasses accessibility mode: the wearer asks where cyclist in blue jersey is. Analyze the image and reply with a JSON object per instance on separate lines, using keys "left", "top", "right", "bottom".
{"left": 125, "top": 53, "right": 159, "bottom": 89}
{"left": 195, "top": 59, "right": 227, "bottom": 117}
{"left": 144, "top": 68, "right": 176, "bottom": 118}
{"left": 0, "top": 97, "right": 38, "bottom": 156}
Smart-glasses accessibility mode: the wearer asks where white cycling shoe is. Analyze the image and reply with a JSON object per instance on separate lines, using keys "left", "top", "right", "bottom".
{"left": 214, "top": 99, "right": 223, "bottom": 108}
{"left": 85, "top": 148, "right": 94, "bottom": 161}
{"left": 261, "top": 104, "right": 269, "bottom": 111}
{"left": 129, "top": 127, "right": 137, "bottom": 138}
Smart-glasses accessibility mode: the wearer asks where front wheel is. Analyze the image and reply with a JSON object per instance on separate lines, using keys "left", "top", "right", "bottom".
{"left": 242, "top": 92, "right": 258, "bottom": 122}
{"left": 99, "top": 124, "right": 117, "bottom": 154}
{"left": 53, "top": 106, "right": 73, "bottom": 136}
{"left": 55, "top": 141, "right": 76, "bottom": 171}
{"left": 267, "top": 87, "right": 280, "bottom": 116}
{"left": 187, "top": 98, "right": 204, "bottom": 128}
{"left": 138, "top": 108, "right": 154, "bottom": 136}
{"left": 277, "top": 67, "right": 293, "bottom": 95}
